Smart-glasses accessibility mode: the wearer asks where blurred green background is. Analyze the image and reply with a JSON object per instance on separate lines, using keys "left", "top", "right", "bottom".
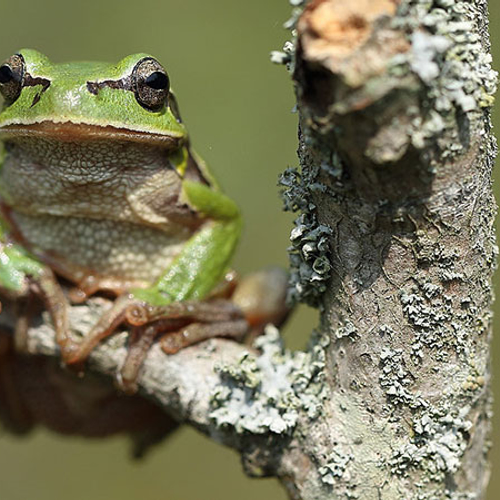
{"left": 0, "top": 1, "right": 498, "bottom": 499}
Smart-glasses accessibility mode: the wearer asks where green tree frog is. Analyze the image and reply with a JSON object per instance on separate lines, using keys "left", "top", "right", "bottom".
{"left": 0, "top": 50, "right": 288, "bottom": 392}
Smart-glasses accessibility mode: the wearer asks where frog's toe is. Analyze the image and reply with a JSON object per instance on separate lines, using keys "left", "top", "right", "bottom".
{"left": 62, "top": 294, "right": 135, "bottom": 366}
{"left": 160, "top": 318, "right": 248, "bottom": 354}
{"left": 116, "top": 324, "right": 160, "bottom": 394}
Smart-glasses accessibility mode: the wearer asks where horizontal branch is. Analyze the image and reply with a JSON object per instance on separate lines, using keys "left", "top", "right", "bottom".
{"left": 1, "top": 297, "right": 248, "bottom": 436}
{"left": 0, "top": 297, "right": 313, "bottom": 483}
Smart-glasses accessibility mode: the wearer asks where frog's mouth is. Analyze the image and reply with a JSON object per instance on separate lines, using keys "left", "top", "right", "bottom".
{"left": 0, "top": 121, "right": 183, "bottom": 148}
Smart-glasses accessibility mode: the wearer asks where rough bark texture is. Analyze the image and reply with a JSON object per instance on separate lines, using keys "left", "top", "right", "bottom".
{"left": 0, "top": 1, "right": 497, "bottom": 499}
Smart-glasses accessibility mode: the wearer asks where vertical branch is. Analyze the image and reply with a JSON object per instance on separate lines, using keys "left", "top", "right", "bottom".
{"left": 278, "top": 0, "right": 498, "bottom": 497}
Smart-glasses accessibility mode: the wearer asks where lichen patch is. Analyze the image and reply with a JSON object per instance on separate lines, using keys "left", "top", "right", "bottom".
{"left": 209, "top": 326, "right": 329, "bottom": 434}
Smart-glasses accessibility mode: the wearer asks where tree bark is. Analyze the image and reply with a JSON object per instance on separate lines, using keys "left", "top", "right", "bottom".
{"left": 0, "top": 0, "right": 497, "bottom": 499}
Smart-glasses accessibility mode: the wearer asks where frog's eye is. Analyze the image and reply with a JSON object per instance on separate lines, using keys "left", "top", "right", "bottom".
{"left": 0, "top": 54, "right": 25, "bottom": 104}
{"left": 132, "top": 57, "right": 170, "bottom": 111}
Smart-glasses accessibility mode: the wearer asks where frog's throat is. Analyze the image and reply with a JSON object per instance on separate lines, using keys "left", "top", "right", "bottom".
{"left": 0, "top": 121, "right": 183, "bottom": 148}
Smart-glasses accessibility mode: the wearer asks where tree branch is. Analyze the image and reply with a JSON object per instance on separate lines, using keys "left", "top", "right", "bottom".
{"left": 1, "top": 0, "right": 497, "bottom": 499}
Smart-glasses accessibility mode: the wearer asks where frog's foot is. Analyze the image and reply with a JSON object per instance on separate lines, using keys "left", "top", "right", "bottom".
{"left": 0, "top": 266, "right": 70, "bottom": 357}
{"left": 120, "top": 268, "right": 291, "bottom": 391}
{"left": 59, "top": 293, "right": 135, "bottom": 364}
{"left": 119, "top": 301, "right": 248, "bottom": 393}
{"left": 62, "top": 296, "right": 249, "bottom": 393}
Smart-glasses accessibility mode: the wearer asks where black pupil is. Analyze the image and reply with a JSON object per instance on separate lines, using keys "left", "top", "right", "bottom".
{"left": 145, "top": 71, "right": 169, "bottom": 90}
{"left": 0, "top": 65, "right": 13, "bottom": 84}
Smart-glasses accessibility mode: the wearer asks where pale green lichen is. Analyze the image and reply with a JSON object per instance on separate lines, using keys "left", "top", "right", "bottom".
{"left": 271, "top": 0, "right": 336, "bottom": 309}
{"left": 319, "top": 445, "right": 354, "bottom": 486}
{"left": 390, "top": 0, "right": 498, "bottom": 158}
{"left": 269, "top": 0, "right": 303, "bottom": 69}
{"left": 399, "top": 273, "right": 488, "bottom": 360}
{"left": 409, "top": 31, "right": 451, "bottom": 84}
{"left": 416, "top": 490, "right": 477, "bottom": 500}
{"left": 390, "top": 406, "right": 473, "bottom": 482}
{"left": 279, "top": 167, "right": 333, "bottom": 307}
{"left": 271, "top": 0, "right": 493, "bottom": 494}
{"left": 209, "top": 326, "right": 329, "bottom": 434}
{"left": 270, "top": 41, "right": 295, "bottom": 66}
{"left": 379, "top": 347, "right": 426, "bottom": 408}
{"left": 400, "top": 290, "right": 453, "bottom": 351}
{"left": 378, "top": 346, "right": 481, "bottom": 488}
{"left": 334, "top": 321, "right": 358, "bottom": 340}
{"left": 398, "top": 223, "right": 488, "bottom": 359}
{"left": 283, "top": 0, "right": 305, "bottom": 31}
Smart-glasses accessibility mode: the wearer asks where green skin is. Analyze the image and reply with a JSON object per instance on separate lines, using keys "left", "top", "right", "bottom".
{"left": 0, "top": 49, "right": 246, "bottom": 388}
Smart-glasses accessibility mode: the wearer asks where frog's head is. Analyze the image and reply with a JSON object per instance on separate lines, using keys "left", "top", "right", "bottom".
{"left": 0, "top": 49, "right": 187, "bottom": 147}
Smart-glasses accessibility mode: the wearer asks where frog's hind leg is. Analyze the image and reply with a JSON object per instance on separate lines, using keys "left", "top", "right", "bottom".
{"left": 60, "top": 293, "right": 134, "bottom": 365}
{"left": 36, "top": 253, "right": 143, "bottom": 304}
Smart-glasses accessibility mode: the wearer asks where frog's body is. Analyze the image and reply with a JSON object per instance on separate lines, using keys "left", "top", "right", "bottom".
{"left": 0, "top": 50, "right": 283, "bottom": 391}
{"left": 0, "top": 50, "right": 240, "bottom": 298}
{"left": 3, "top": 136, "right": 203, "bottom": 285}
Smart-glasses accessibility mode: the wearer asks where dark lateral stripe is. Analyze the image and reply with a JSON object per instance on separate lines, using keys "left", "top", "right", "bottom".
{"left": 24, "top": 74, "right": 51, "bottom": 108}
{"left": 87, "top": 76, "right": 132, "bottom": 95}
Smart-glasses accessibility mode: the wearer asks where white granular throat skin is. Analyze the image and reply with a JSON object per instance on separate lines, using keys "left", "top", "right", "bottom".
{"left": 12, "top": 212, "right": 191, "bottom": 282}
{"left": 1, "top": 134, "right": 201, "bottom": 284}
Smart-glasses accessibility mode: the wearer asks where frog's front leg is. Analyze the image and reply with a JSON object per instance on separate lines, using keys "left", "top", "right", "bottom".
{"left": 0, "top": 238, "right": 70, "bottom": 354}
{"left": 117, "top": 266, "right": 290, "bottom": 392}
{"left": 60, "top": 181, "right": 243, "bottom": 379}
{"left": 60, "top": 216, "right": 243, "bottom": 378}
